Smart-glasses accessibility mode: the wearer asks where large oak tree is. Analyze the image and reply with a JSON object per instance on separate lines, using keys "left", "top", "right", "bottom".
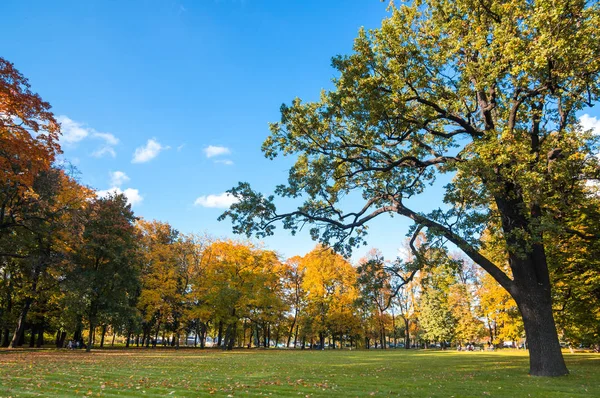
{"left": 221, "top": 0, "right": 600, "bottom": 376}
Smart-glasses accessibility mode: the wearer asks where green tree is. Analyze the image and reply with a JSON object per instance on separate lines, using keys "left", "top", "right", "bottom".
{"left": 418, "top": 263, "right": 457, "bottom": 347}
{"left": 221, "top": 0, "right": 600, "bottom": 376}
{"left": 67, "top": 193, "right": 140, "bottom": 352}
{"left": 549, "top": 195, "right": 600, "bottom": 348}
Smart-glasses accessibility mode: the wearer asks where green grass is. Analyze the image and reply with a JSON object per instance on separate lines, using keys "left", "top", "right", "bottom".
{"left": 0, "top": 348, "right": 598, "bottom": 397}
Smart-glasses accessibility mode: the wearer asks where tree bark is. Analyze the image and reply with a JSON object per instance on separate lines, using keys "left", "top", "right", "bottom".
{"left": 86, "top": 323, "right": 94, "bottom": 352}
{"left": 36, "top": 324, "right": 44, "bottom": 347}
{"left": 217, "top": 321, "right": 223, "bottom": 347}
{"left": 56, "top": 331, "right": 66, "bottom": 348}
{"left": 9, "top": 297, "right": 32, "bottom": 347}
{"left": 493, "top": 192, "right": 568, "bottom": 376}
{"left": 516, "top": 287, "right": 568, "bottom": 376}
{"left": 287, "top": 309, "right": 298, "bottom": 348}
{"left": 293, "top": 324, "right": 299, "bottom": 348}
{"left": 200, "top": 323, "right": 206, "bottom": 348}
{"left": 100, "top": 325, "right": 107, "bottom": 348}
{"left": 29, "top": 327, "right": 36, "bottom": 347}
{"left": 225, "top": 321, "right": 237, "bottom": 351}
{"left": 404, "top": 317, "right": 410, "bottom": 349}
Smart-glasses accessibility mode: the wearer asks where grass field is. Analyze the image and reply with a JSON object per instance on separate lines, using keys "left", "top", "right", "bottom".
{"left": 0, "top": 348, "right": 598, "bottom": 397}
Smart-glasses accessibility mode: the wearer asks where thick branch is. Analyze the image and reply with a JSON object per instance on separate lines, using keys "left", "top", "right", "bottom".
{"left": 394, "top": 202, "right": 515, "bottom": 295}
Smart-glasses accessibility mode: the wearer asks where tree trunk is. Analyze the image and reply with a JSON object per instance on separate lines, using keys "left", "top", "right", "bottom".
{"left": 1, "top": 328, "right": 9, "bottom": 347}
{"left": 111, "top": 332, "right": 116, "bottom": 347}
{"left": 36, "top": 324, "right": 44, "bottom": 347}
{"left": 86, "top": 323, "right": 94, "bottom": 352}
{"left": 200, "top": 323, "right": 206, "bottom": 348}
{"left": 58, "top": 331, "right": 66, "bottom": 348}
{"left": 479, "top": 190, "right": 569, "bottom": 376}
{"left": 404, "top": 318, "right": 410, "bottom": 349}
{"left": 225, "top": 321, "right": 236, "bottom": 351}
{"left": 293, "top": 324, "right": 299, "bottom": 348}
{"left": 29, "top": 327, "right": 36, "bottom": 347}
{"left": 9, "top": 297, "right": 32, "bottom": 348}
{"left": 73, "top": 322, "right": 82, "bottom": 343}
{"left": 100, "top": 325, "right": 107, "bottom": 348}
{"left": 154, "top": 328, "right": 160, "bottom": 348}
{"left": 217, "top": 321, "right": 223, "bottom": 347}
{"left": 516, "top": 288, "right": 568, "bottom": 376}
{"left": 287, "top": 309, "right": 298, "bottom": 348}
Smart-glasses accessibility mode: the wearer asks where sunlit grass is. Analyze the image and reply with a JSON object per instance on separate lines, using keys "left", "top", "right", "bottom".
{"left": 0, "top": 348, "right": 598, "bottom": 397}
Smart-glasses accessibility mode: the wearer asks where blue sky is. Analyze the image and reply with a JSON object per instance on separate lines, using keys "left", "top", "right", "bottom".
{"left": 3, "top": 1, "right": 599, "bottom": 262}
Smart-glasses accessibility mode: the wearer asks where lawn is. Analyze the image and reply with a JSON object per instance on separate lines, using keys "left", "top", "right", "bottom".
{"left": 0, "top": 348, "right": 598, "bottom": 397}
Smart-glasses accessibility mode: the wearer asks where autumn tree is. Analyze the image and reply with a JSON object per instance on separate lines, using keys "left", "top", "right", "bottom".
{"left": 221, "top": 0, "right": 600, "bottom": 376}
{"left": 3, "top": 167, "right": 91, "bottom": 348}
{"left": 300, "top": 246, "right": 358, "bottom": 349}
{"left": 179, "top": 233, "right": 212, "bottom": 348}
{"left": 281, "top": 256, "right": 307, "bottom": 347}
{"left": 0, "top": 57, "right": 61, "bottom": 240}
{"left": 448, "top": 258, "right": 485, "bottom": 345}
{"left": 136, "top": 220, "right": 186, "bottom": 347}
{"left": 199, "top": 240, "right": 284, "bottom": 350}
{"left": 477, "top": 272, "right": 523, "bottom": 346}
{"left": 356, "top": 251, "right": 396, "bottom": 348}
{"left": 0, "top": 57, "right": 66, "bottom": 347}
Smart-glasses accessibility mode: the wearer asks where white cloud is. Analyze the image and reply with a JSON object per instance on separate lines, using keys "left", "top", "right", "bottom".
{"left": 132, "top": 139, "right": 166, "bottom": 163}
{"left": 110, "top": 171, "right": 130, "bottom": 187}
{"left": 57, "top": 115, "right": 89, "bottom": 143}
{"left": 194, "top": 192, "right": 239, "bottom": 208}
{"left": 97, "top": 187, "right": 143, "bottom": 206}
{"left": 177, "top": 144, "right": 185, "bottom": 151}
{"left": 204, "top": 145, "right": 231, "bottom": 158}
{"left": 580, "top": 114, "right": 600, "bottom": 135}
{"left": 215, "top": 159, "right": 234, "bottom": 166}
{"left": 91, "top": 146, "right": 117, "bottom": 158}
{"left": 58, "top": 115, "right": 119, "bottom": 156}
{"left": 93, "top": 132, "right": 119, "bottom": 146}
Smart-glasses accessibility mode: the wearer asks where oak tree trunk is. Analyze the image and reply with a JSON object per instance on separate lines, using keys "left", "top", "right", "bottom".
{"left": 515, "top": 287, "right": 568, "bottom": 376}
